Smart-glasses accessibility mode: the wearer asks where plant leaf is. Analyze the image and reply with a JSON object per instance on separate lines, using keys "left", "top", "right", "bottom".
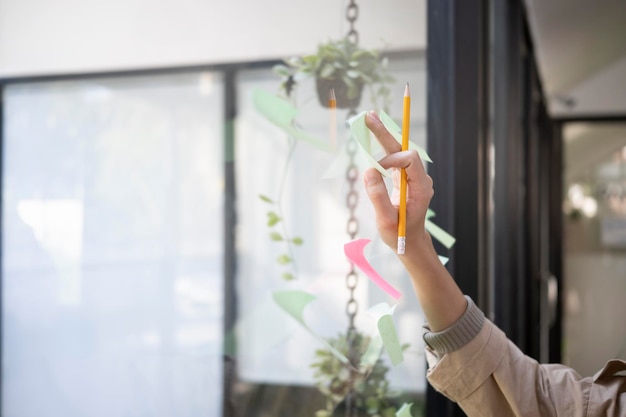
{"left": 276, "top": 254, "right": 292, "bottom": 265}
{"left": 281, "top": 272, "right": 295, "bottom": 281}
{"left": 291, "top": 237, "right": 304, "bottom": 245}
{"left": 259, "top": 194, "right": 274, "bottom": 203}
{"left": 270, "top": 232, "right": 283, "bottom": 241}
{"left": 267, "top": 211, "right": 281, "bottom": 227}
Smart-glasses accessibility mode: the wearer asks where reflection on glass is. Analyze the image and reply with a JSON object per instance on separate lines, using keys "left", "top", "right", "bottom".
{"left": 563, "top": 123, "right": 626, "bottom": 377}
{"left": 233, "top": 54, "right": 427, "bottom": 416}
{"left": 2, "top": 74, "right": 224, "bottom": 417}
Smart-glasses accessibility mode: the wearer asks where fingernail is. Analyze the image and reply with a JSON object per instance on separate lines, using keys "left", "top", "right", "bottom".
{"left": 364, "top": 169, "right": 379, "bottom": 186}
{"left": 367, "top": 110, "right": 381, "bottom": 122}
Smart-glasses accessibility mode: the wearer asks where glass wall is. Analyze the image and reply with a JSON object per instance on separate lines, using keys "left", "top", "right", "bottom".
{"left": 562, "top": 122, "right": 626, "bottom": 376}
{"left": 1, "top": 46, "right": 427, "bottom": 417}
{"left": 232, "top": 55, "right": 427, "bottom": 415}
{"left": 2, "top": 73, "right": 225, "bottom": 416}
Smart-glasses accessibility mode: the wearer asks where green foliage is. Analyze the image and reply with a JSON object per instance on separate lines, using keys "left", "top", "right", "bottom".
{"left": 259, "top": 194, "right": 303, "bottom": 281}
{"left": 267, "top": 211, "right": 281, "bottom": 227}
{"left": 259, "top": 194, "right": 274, "bottom": 203}
{"left": 273, "top": 37, "right": 395, "bottom": 111}
{"left": 311, "top": 331, "right": 407, "bottom": 417}
{"left": 276, "top": 254, "right": 292, "bottom": 265}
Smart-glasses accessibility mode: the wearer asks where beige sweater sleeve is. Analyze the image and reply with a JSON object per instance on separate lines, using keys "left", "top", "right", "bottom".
{"left": 423, "top": 300, "right": 626, "bottom": 417}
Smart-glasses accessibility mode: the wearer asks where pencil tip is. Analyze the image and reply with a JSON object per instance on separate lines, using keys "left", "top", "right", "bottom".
{"left": 404, "top": 82, "right": 410, "bottom": 96}
{"left": 329, "top": 87, "right": 336, "bottom": 101}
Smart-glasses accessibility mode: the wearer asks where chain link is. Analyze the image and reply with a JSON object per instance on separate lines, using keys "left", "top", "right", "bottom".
{"left": 344, "top": 2, "right": 359, "bottom": 415}
{"left": 344, "top": 107, "right": 359, "bottom": 417}
{"left": 344, "top": 107, "right": 359, "bottom": 338}
{"left": 345, "top": 0, "right": 359, "bottom": 45}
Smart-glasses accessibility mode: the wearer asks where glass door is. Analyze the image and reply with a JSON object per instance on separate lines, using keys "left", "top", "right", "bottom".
{"left": 562, "top": 122, "right": 626, "bottom": 376}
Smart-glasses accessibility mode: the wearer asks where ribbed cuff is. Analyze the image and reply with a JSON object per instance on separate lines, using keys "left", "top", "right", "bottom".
{"left": 423, "top": 296, "right": 485, "bottom": 355}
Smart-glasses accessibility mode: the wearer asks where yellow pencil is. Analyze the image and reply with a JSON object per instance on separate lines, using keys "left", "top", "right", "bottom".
{"left": 398, "top": 82, "right": 410, "bottom": 255}
{"left": 328, "top": 88, "right": 337, "bottom": 149}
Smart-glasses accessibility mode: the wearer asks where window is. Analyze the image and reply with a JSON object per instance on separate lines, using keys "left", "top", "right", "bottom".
{"left": 1, "top": 53, "right": 428, "bottom": 417}
{"left": 233, "top": 55, "right": 428, "bottom": 411}
{"left": 2, "top": 73, "right": 224, "bottom": 416}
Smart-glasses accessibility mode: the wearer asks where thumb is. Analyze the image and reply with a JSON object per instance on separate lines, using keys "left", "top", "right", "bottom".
{"left": 364, "top": 168, "right": 397, "bottom": 230}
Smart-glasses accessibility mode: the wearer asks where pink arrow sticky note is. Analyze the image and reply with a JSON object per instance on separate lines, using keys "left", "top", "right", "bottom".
{"left": 344, "top": 238, "right": 402, "bottom": 300}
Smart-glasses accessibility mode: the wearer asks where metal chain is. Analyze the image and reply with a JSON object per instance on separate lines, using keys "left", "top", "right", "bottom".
{"left": 345, "top": 108, "right": 359, "bottom": 339}
{"left": 344, "top": 108, "right": 359, "bottom": 417}
{"left": 344, "top": 2, "right": 359, "bottom": 416}
{"left": 346, "top": 0, "right": 359, "bottom": 45}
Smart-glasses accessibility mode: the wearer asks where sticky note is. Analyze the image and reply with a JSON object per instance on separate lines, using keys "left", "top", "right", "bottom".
{"left": 344, "top": 238, "right": 401, "bottom": 300}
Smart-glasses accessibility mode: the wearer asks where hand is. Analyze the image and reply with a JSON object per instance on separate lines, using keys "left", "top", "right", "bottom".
{"left": 363, "top": 111, "right": 434, "bottom": 253}
{"left": 363, "top": 111, "right": 466, "bottom": 331}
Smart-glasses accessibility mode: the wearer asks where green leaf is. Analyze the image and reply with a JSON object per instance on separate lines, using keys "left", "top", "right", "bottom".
{"left": 319, "top": 63, "right": 335, "bottom": 78}
{"left": 259, "top": 194, "right": 274, "bottom": 203}
{"left": 395, "top": 403, "right": 413, "bottom": 417}
{"left": 276, "top": 254, "right": 292, "bottom": 265}
{"left": 291, "top": 237, "right": 304, "bottom": 245}
{"left": 270, "top": 232, "right": 283, "bottom": 241}
{"left": 281, "top": 272, "right": 295, "bottom": 281}
{"left": 267, "top": 211, "right": 281, "bottom": 227}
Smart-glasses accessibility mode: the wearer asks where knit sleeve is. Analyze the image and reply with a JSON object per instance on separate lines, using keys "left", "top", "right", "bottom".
{"left": 423, "top": 295, "right": 485, "bottom": 356}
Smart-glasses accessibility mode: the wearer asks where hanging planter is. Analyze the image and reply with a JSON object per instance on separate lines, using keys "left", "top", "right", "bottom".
{"left": 274, "top": 37, "right": 394, "bottom": 111}
{"left": 315, "top": 76, "right": 364, "bottom": 109}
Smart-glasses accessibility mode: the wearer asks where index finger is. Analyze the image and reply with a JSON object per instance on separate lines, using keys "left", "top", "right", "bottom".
{"left": 365, "top": 111, "right": 401, "bottom": 155}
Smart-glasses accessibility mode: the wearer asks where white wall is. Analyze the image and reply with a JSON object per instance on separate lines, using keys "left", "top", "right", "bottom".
{"left": 0, "top": 0, "right": 426, "bottom": 78}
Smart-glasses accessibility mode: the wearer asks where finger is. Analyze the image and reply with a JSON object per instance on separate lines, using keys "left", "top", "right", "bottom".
{"left": 365, "top": 111, "right": 401, "bottom": 155}
{"left": 378, "top": 150, "right": 427, "bottom": 181}
{"left": 363, "top": 168, "right": 397, "bottom": 230}
{"left": 379, "top": 150, "right": 433, "bottom": 210}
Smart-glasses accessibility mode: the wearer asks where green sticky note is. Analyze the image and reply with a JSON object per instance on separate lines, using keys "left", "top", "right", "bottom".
{"left": 378, "top": 110, "right": 432, "bottom": 163}
{"left": 396, "top": 402, "right": 413, "bottom": 417}
{"left": 359, "top": 334, "right": 384, "bottom": 369}
{"left": 378, "top": 110, "right": 401, "bottom": 134}
{"left": 272, "top": 290, "right": 316, "bottom": 325}
{"left": 253, "top": 89, "right": 332, "bottom": 152}
{"left": 438, "top": 255, "right": 449, "bottom": 266}
{"left": 378, "top": 314, "right": 404, "bottom": 366}
{"left": 368, "top": 302, "right": 404, "bottom": 366}
{"left": 346, "top": 111, "right": 432, "bottom": 180}
{"left": 347, "top": 111, "right": 390, "bottom": 177}
{"left": 273, "top": 290, "right": 350, "bottom": 364}
{"left": 253, "top": 88, "right": 297, "bottom": 128}
{"left": 347, "top": 111, "right": 372, "bottom": 153}
{"left": 426, "top": 208, "right": 436, "bottom": 219}
{"left": 425, "top": 219, "right": 456, "bottom": 249}
{"left": 285, "top": 125, "right": 332, "bottom": 152}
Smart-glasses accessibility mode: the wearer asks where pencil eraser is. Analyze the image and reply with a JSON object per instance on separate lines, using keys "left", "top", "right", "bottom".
{"left": 397, "top": 237, "right": 406, "bottom": 255}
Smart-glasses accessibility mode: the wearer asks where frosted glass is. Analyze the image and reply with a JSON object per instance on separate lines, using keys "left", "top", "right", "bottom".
{"left": 235, "top": 56, "right": 428, "bottom": 392}
{"left": 2, "top": 73, "right": 224, "bottom": 417}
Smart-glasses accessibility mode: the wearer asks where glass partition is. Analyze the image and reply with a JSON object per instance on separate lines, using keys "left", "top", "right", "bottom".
{"left": 562, "top": 122, "right": 626, "bottom": 377}
{"left": 232, "top": 54, "right": 427, "bottom": 416}
{"left": 2, "top": 73, "right": 225, "bottom": 416}
{"left": 1, "top": 5, "right": 429, "bottom": 414}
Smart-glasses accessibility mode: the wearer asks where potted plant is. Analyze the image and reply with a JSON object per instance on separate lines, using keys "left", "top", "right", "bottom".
{"left": 274, "top": 37, "right": 395, "bottom": 110}
{"left": 311, "top": 330, "right": 410, "bottom": 417}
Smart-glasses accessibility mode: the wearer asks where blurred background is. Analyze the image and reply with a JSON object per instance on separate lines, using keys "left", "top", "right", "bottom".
{"left": 0, "top": 0, "right": 625, "bottom": 416}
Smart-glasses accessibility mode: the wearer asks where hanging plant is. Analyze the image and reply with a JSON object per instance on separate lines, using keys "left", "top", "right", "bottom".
{"left": 311, "top": 330, "right": 410, "bottom": 417}
{"left": 274, "top": 37, "right": 395, "bottom": 111}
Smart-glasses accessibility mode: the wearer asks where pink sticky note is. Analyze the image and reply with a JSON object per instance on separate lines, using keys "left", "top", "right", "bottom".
{"left": 344, "top": 239, "right": 402, "bottom": 300}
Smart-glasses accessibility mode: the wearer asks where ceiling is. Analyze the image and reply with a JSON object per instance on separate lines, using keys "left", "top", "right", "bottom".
{"left": 523, "top": 0, "right": 626, "bottom": 117}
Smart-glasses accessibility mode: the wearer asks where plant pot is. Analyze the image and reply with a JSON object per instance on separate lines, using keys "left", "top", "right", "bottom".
{"left": 316, "top": 77, "right": 364, "bottom": 109}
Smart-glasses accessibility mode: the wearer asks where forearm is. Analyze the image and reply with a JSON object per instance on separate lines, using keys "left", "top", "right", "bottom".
{"left": 399, "top": 230, "right": 466, "bottom": 332}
